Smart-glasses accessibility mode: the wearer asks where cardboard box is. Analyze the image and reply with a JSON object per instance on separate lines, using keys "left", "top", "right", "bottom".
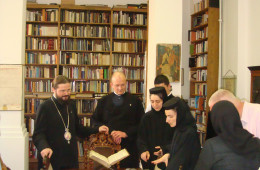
{"left": 61, "top": 0, "right": 75, "bottom": 5}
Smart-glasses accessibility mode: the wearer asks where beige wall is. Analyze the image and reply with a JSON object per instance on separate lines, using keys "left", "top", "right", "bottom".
{"left": 222, "top": 0, "right": 260, "bottom": 101}
{"left": 147, "top": 0, "right": 189, "bottom": 105}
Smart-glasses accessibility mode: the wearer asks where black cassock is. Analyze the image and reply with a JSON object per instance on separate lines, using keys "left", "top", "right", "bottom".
{"left": 92, "top": 92, "right": 145, "bottom": 168}
{"left": 137, "top": 108, "right": 174, "bottom": 170}
{"left": 33, "top": 96, "right": 98, "bottom": 170}
{"left": 166, "top": 126, "right": 201, "bottom": 170}
{"left": 163, "top": 97, "right": 201, "bottom": 170}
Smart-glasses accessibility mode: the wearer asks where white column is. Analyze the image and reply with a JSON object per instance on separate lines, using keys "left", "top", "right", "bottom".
{"left": 0, "top": 0, "right": 28, "bottom": 170}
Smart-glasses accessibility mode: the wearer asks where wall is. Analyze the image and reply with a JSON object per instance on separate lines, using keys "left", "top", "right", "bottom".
{"left": 147, "top": 0, "right": 187, "bottom": 105}
{"left": 222, "top": 0, "right": 260, "bottom": 101}
{"left": 0, "top": 0, "right": 28, "bottom": 170}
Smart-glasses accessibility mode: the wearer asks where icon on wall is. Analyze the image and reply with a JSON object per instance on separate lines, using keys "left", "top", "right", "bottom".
{"left": 156, "top": 44, "right": 181, "bottom": 82}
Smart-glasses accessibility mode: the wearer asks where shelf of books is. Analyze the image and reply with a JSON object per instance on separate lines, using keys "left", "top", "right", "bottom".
{"left": 25, "top": 3, "right": 147, "bottom": 168}
{"left": 189, "top": 0, "right": 219, "bottom": 146}
{"left": 112, "top": 7, "right": 147, "bottom": 100}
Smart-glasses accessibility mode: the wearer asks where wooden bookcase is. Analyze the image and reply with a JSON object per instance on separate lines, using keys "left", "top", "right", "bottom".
{"left": 189, "top": 0, "right": 219, "bottom": 146}
{"left": 248, "top": 66, "right": 260, "bottom": 104}
{"left": 25, "top": 4, "right": 147, "bottom": 169}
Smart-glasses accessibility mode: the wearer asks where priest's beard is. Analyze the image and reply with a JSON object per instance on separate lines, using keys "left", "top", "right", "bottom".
{"left": 55, "top": 93, "right": 70, "bottom": 105}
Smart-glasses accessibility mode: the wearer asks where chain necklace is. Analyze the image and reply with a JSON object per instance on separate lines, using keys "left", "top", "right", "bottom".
{"left": 51, "top": 97, "right": 71, "bottom": 144}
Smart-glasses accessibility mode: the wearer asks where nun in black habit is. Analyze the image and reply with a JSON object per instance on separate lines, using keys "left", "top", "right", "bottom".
{"left": 152, "top": 97, "right": 201, "bottom": 170}
{"left": 137, "top": 87, "right": 174, "bottom": 170}
{"left": 195, "top": 100, "right": 260, "bottom": 170}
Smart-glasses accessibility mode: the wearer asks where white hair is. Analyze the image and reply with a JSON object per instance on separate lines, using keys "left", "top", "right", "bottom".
{"left": 208, "top": 89, "right": 240, "bottom": 107}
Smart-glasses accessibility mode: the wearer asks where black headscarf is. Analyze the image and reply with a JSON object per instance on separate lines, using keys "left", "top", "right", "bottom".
{"left": 149, "top": 87, "right": 167, "bottom": 113}
{"left": 149, "top": 87, "right": 167, "bottom": 103}
{"left": 211, "top": 100, "right": 260, "bottom": 159}
{"left": 163, "top": 97, "right": 196, "bottom": 130}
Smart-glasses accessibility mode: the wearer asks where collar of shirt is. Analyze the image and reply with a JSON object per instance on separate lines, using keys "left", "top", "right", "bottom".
{"left": 113, "top": 91, "right": 126, "bottom": 96}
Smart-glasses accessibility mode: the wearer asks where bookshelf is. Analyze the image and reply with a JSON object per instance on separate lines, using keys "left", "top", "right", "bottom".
{"left": 112, "top": 8, "right": 147, "bottom": 98}
{"left": 189, "top": 0, "right": 219, "bottom": 146}
{"left": 25, "top": 4, "right": 147, "bottom": 169}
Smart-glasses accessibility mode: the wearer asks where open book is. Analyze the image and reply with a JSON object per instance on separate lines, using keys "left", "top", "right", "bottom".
{"left": 89, "top": 149, "right": 129, "bottom": 168}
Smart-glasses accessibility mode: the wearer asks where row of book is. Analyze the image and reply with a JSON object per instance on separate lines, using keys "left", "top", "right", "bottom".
{"left": 112, "top": 54, "right": 144, "bottom": 66}
{"left": 29, "top": 140, "right": 37, "bottom": 159}
{"left": 196, "top": 54, "right": 207, "bottom": 67}
{"left": 60, "top": 10, "right": 110, "bottom": 23}
{"left": 25, "top": 118, "right": 35, "bottom": 136}
{"left": 25, "top": 78, "right": 144, "bottom": 94}
{"left": 61, "top": 67, "right": 109, "bottom": 80}
{"left": 196, "top": 111, "right": 206, "bottom": 124}
{"left": 113, "top": 41, "right": 145, "bottom": 52}
{"left": 25, "top": 66, "right": 57, "bottom": 79}
{"left": 192, "top": 12, "right": 208, "bottom": 28}
{"left": 193, "top": 0, "right": 209, "bottom": 13}
{"left": 198, "top": 131, "right": 206, "bottom": 146}
{"left": 25, "top": 80, "right": 52, "bottom": 93}
{"left": 25, "top": 52, "right": 57, "bottom": 64}
{"left": 60, "top": 25, "right": 111, "bottom": 38}
{"left": 26, "top": 38, "right": 57, "bottom": 50}
{"left": 60, "top": 52, "right": 110, "bottom": 65}
{"left": 190, "top": 69, "right": 207, "bottom": 81}
{"left": 70, "top": 81, "right": 109, "bottom": 93}
{"left": 26, "top": 9, "right": 58, "bottom": 22}
{"left": 60, "top": 39, "right": 110, "bottom": 51}
{"left": 113, "top": 3, "right": 147, "bottom": 9}
{"left": 126, "top": 82, "right": 143, "bottom": 93}
{"left": 195, "top": 83, "right": 207, "bottom": 96}
{"left": 191, "top": 110, "right": 206, "bottom": 124}
{"left": 113, "top": 27, "right": 147, "bottom": 39}
{"left": 190, "top": 96, "right": 206, "bottom": 110}
{"left": 190, "top": 41, "right": 208, "bottom": 54}
{"left": 113, "top": 11, "right": 147, "bottom": 25}
{"left": 76, "top": 99, "right": 98, "bottom": 114}
{"left": 25, "top": 98, "right": 45, "bottom": 114}
{"left": 26, "top": 24, "right": 58, "bottom": 36}
{"left": 190, "top": 27, "right": 208, "bottom": 42}
{"left": 113, "top": 67, "right": 144, "bottom": 80}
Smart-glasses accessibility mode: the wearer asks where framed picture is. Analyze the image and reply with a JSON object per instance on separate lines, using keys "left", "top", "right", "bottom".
{"left": 222, "top": 70, "right": 236, "bottom": 95}
{"left": 156, "top": 44, "right": 181, "bottom": 82}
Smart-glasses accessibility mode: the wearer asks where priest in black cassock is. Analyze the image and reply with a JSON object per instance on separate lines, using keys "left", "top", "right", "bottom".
{"left": 152, "top": 97, "right": 201, "bottom": 170}
{"left": 33, "top": 75, "right": 108, "bottom": 170}
{"left": 91, "top": 71, "right": 145, "bottom": 168}
{"left": 137, "top": 87, "right": 174, "bottom": 170}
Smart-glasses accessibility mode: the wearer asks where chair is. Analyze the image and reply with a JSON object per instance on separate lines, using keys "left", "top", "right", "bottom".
{"left": 84, "top": 133, "right": 121, "bottom": 170}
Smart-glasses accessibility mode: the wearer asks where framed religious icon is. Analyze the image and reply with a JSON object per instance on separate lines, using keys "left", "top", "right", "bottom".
{"left": 156, "top": 44, "right": 181, "bottom": 82}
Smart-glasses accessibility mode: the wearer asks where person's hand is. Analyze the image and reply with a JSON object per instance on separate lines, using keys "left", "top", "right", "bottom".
{"left": 141, "top": 151, "right": 150, "bottom": 162}
{"left": 41, "top": 148, "right": 53, "bottom": 159}
{"left": 111, "top": 131, "right": 127, "bottom": 144}
{"left": 152, "top": 153, "right": 170, "bottom": 167}
{"left": 99, "top": 125, "right": 109, "bottom": 134}
{"left": 154, "top": 146, "right": 163, "bottom": 157}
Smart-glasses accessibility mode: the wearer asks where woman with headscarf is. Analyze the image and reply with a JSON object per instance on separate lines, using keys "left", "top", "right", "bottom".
{"left": 137, "top": 87, "right": 174, "bottom": 170}
{"left": 195, "top": 100, "right": 260, "bottom": 170}
{"left": 152, "top": 97, "right": 201, "bottom": 170}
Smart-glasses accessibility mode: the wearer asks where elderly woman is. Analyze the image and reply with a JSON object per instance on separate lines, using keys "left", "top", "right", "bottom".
{"left": 137, "top": 87, "right": 174, "bottom": 170}
{"left": 152, "top": 97, "right": 201, "bottom": 170}
{"left": 195, "top": 100, "right": 260, "bottom": 170}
